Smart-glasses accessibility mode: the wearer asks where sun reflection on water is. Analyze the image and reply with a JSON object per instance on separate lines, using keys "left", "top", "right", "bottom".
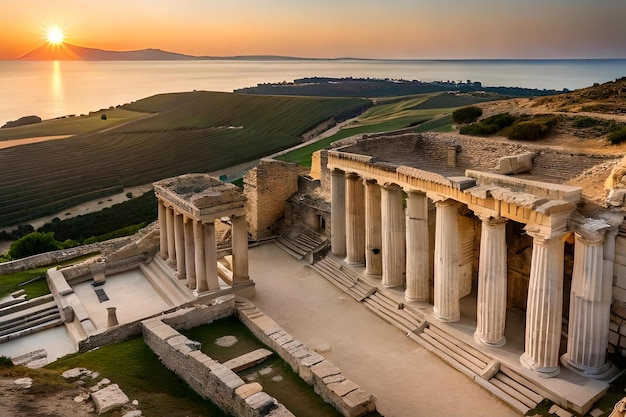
{"left": 51, "top": 60, "right": 64, "bottom": 116}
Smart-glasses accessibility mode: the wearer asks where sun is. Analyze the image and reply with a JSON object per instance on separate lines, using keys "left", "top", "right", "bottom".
{"left": 47, "top": 27, "right": 65, "bottom": 45}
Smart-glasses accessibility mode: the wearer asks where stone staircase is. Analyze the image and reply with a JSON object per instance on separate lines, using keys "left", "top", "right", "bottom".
{"left": 276, "top": 228, "right": 328, "bottom": 263}
{"left": 308, "top": 255, "right": 546, "bottom": 415}
{"left": 0, "top": 294, "right": 62, "bottom": 343}
{"left": 139, "top": 257, "right": 195, "bottom": 307}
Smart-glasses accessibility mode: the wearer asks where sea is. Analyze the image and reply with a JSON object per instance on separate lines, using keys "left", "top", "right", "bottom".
{"left": 1, "top": 59, "right": 625, "bottom": 126}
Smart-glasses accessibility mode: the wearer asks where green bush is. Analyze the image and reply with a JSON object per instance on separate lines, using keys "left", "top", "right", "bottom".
{"left": 7, "top": 231, "right": 60, "bottom": 260}
{"left": 459, "top": 112, "right": 515, "bottom": 136}
{"left": 452, "top": 106, "right": 483, "bottom": 124}
{"left": 0, "top": 356, "right": 14, "bottom": 368}
{"left": 608, "top": 127, "right": 626, "bottom": 145}
{"left": 573, "top": 116, "right": 601, "bottom": 128}
{"left": 507, "top": 115, "right": 558, "bottom": 141}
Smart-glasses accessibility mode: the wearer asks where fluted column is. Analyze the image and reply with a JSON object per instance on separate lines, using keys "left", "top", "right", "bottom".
{"left": 345, "top": 173, "right": 365, "bottom": 265}
{"left": 381, "top": 184, "right": 406, "bottom": 288}
{"left": 194, "top": 220, "right": 208, "bottom": 293}
{"left": 166, "top": 206, "right": 176, "bottom": 266}
{"left": 204, "top": 222, "right": 220, "bottom": 291}
{"left": 331, "top": 169, "right": 347, "bottom": 257}
{"left": 405, "top": 190, "right": 429, "bottom": 302}
{"left": 433, "top": 199, "right": 461, "bottom": 322}
{"left": 520, "top": 227, "right": 566, "bottom": 376}
{"left": 364, "top": 180, "right": 382, "bottom": 276}
{"left": 184, "top": 217, "right": 196, "bottom": 290}
{"left": 158, "top": 199, "right": 168, "bottom": 260}
{"left": 561, "top": 223, "right": 617, "bottom": 378}
{"left": 232, "top": 215, "right": 249, "bottom": 284}
{"left": 474, "top": 216, "right": 508, "bottom": 347}
{"left": 174, "top": 211, "right": 186, "bottom": 279}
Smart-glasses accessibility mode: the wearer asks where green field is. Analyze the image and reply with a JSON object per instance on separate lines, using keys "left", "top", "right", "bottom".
{"left": 276, "top": 92, "right": 476, "bottom": 167}
{"left": 0, "top": 91, "right": 369, "bottom": 227}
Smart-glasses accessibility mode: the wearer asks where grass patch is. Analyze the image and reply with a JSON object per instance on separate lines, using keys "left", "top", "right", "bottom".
{"left": 608, "top": 126, "right": 626, "bottom": 145}
{"left": 46, "top": 337, "right": 228, "bottom": 417}
{"left": 460, "top": 113, "right": 516, "bottom": 136}
{"left": 0, "top": 254, "right": 97, "bottom": 299}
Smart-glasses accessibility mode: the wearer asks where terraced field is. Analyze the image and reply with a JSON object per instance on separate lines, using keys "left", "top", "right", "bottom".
{"left": 0, "top": 91, "right": 369, "bottom": 227}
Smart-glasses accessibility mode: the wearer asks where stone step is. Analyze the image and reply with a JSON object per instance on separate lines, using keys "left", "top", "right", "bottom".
{"left": 0, "top": 294, "right": 56, "bottom": 319}
{"left": 473, "top": 376, "right": 532, "bottom": 415}
{"left": 364, "top": 293, "right": 422, "bottom": 331}
{"left": 427, "top": 323, "right": 494, "bottom": 365}
{"left": 275, "top": 228, "right": 328, "bottom": 260}
{"left": 140, "top": 262, "right": 190, "bottom": 307}
{"left": 0, "top": 312, "right": 62, "bottom": 340}
{"left": 276, "top": 237, "right": 306, "bottom": 258}
{"left": 0, "top": 317, "right": 64, "bottom": 344}
{"left": 362, "top": 300, "right": 418, "bottom": 334}
{"left": 498, "top": 365, "right": 553, "bottom": 401}
{"left": 0, "top": 306, "right": 59, "bottom": 333}
{"left": 491, "top": 371, "right": 543, "bottom": 408}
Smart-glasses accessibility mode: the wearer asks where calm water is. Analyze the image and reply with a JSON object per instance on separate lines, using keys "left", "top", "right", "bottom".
{"left": 1, "top": 59, "right": 625, "bottom": 126}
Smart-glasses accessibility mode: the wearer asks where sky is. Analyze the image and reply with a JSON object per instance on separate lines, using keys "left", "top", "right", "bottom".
{"left": 1, "top": 0, "right": 625, "bottom": 60}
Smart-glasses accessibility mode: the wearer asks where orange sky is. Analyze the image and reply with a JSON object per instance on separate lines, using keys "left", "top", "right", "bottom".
{"left": 2, "top": 0, "right": 625, "bottom": 60}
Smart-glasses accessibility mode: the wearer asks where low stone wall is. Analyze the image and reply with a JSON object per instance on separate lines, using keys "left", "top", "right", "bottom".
{"left": 0, "top": 244, "right": 102, "bottom": 276}
{"left": 236, "top": 297, "right": 377, "bottom": 417}
{"left": 141, "top": 296, "right": 294, "bottom": 417}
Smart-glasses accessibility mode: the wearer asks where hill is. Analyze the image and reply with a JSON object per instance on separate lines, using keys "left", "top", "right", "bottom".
{"left": 19, "top": 43, "right": 196, "bottom": 61}
{"left": 0, "top": 91, "right": 369, "bottom": 227}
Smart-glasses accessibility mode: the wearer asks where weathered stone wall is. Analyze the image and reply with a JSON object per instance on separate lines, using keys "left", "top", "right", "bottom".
{"left": 142, "top": 296, "right": 293, "bottom": 417}
{"left": 236, "top": 297, "right": 377, "bottom": 417}
{"left": 244, "top": 159, "right": 299, "bottom": 240}
{"left": 609, "top": 224, "right": 626, "bottom": 358}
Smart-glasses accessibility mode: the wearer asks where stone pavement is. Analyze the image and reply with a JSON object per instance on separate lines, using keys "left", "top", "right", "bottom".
{"left": 248, "top": 242, "right": 519, "bottom": 417}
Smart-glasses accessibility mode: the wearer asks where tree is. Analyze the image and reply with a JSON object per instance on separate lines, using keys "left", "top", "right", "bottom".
{"left": 452, "top": 106, "right": 483, "bottom": 124}
{"left": 7, "top": 232, "right": 60, "bottom": 260}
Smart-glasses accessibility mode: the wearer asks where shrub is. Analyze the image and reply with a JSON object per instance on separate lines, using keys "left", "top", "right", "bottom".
{"left": 452, "top": 106, "right": 483, "bottom": 124}
{"left": 7, "top": 232, "right": 60, "bottom": 260}
{"left": 507, "top": 115, "right": 558, "bottom": 141}
{"left": 126, "top": 192, "right": 133, "bottom": 198}
{"left": 573, "top": 116, "right": 601, "bottom": 128}
{"left": 0, "top": 356, "right": 14, "bottom": 368}
{"left": 608, "top": 127, "right": 626, "bottom": 145}
{"left": 459, "top": 112, "right": 515, "bottom": 136}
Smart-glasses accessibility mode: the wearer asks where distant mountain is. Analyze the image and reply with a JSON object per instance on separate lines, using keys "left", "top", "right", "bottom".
{"left": 19, "top": 43, "right": 196, "bottom": 61}
{"left": 18, "top": 43, "right": 313, "bottom": 61}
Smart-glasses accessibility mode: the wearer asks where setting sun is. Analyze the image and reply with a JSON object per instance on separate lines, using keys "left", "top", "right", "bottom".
{"left": 46, "top": 27, "right": 64, "bottom": 45}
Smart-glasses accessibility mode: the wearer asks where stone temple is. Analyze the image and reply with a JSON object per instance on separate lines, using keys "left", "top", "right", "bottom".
{"left": 4, "top": 129, "right": 626, "bottom": 415}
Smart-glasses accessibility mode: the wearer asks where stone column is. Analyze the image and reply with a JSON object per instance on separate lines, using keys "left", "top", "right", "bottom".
{"left": 433, "top": 199, "right": 461, "bottom": 322}
{"left": 405, "top": 191, "right": 429, "bottom": 302}
{"left": 232, "top": 215, "right": 249, "bottom": 284}
{"left": 158, "top": 199, "right": 168, "bottom": 260}
{"left": 194, "top": 220, "right": 208, "bottom": 293}
{"left": 345, "top": 173, "right": 366, "bottom": 265}
{"left": 381, "top": 183, "right": 406, "bottom": 288}
{"left": 166, "top": 205, "right": 176, "bottom": 266}
{"left": 204, "top": 222, "right": 220, "bottom": 291}
{"left": 184, "top": 217, "right": 196, "bottom": 290}
{"left": 561, "top": 223, "right": 617, "bottom": 378}
{"left": 520, "top": 227, "right": 566, "bottom": 376}
{"left": 474, "top": 216, "right": 508, "bottom": 347}
{"left": 364, "top": 180, "right": 382, "bottom": 276}
{"left": 331, "top": 169, "right": 347, "bottom": 257}
{"left": 174, "top": 211, "right": 186, "bottom": 279}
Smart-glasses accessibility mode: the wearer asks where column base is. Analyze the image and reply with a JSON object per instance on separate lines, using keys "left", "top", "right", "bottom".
{"left": 166, "top": 258, "right": 177, "bottom": 268}
{"left": 175, "top": 272, "right": 186, "bottom": 280}
{"left": 345, "top": 258, "right": 365, "bottom": 267}
{"left": 560, "top": 354, "right": 622, "bottom": 381}
{"left": 433, "top": 308, "right": 460, "bottom": 323}
{"left": 473, "top": 332, "right": 506, "bottom": 348}
{"left": 404, "top": 294, "right": 428, "bottom": 303}
{"left": 520, "top": 352, "right": 560, "bottom": 378}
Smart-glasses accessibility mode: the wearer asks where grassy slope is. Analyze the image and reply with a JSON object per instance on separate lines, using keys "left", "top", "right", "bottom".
{"left": 277, "top": 92, "right": 482, "bottom": 167}
{"left": 0, "top": 91, "right": 368, "bottom": 227}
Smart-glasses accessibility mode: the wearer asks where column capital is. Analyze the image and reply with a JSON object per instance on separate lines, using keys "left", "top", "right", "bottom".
{"left": 567, "top": 213, "right": 611, "bottom": 245}
{"left": 382, "top": 182, "right": 403, "bottom": 191}
{"left": 346, "top": 172, "right": 361, "bottom": 181}
{"left": 477, "top": 214, "right": 508, "bottom": 227}
{"left": 434, "top": 198, "right": 460, "bottom": 208}
{"left": 331, "top": 168, "right": 345, "bottom": 175}
{"left": 524, "top": 224, "right": 569, "bottom": 244}
{"left": 363, "top": 177, "right": 378, "bottom": 186}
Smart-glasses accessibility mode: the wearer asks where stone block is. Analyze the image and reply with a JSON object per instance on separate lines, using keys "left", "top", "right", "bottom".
{"left": 323, "top": 374, "right": 346, "bottom": 385}
{"left": 498, "top": 152, "right": 533, "bottom": 175}
{"left": 613, "top": 304, "right": 626, "bottom": 320}
{"left": 615, "top": 264, "right": 626, "bottom": 289}
{"left": 610, "top": 330, "right": 620, "bottom": 346}
{"left": 328, "top": 379, "right": 359, "bottom": 397}
{"left": 300, "top": 352, "right": 325, "bottom": 368}
{"left": 614, "top": 286, "right": 626, "bottom": 303}
{"left": 223, "top": 348, "right": 273, "bottom": 372}
{"left": 275, "top": 334, "right": 294, "bottom": 346}
{"left": 148, "top": 322, "right": 180, "bottom": 341}
{"left": 91, "top": 384, "right": 130, "bottom": 415}
{"left": 235, "top": 382, "right": 263, "bottom": 399}
{"left": 342, "top": 389, "right": 377, "bottom": 416}
{"left": 311, "top": 360, "right": 341, "bottom": 380}
{"left": 245, "top": 391, "right": 277, "bottom": 413}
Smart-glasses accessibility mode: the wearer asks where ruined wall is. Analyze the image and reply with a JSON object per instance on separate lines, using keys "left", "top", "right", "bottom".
{"left": 609, "top": 224, "right": 626, "bottom": 358}
{"left": 244, "top": 159, "right": 299, "bottom": 240}
{"left": 142, "top": 296, "right": 293, "bottom": 417}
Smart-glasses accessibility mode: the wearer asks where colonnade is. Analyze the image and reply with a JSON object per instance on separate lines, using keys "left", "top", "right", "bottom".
{"left": 330, "top": 168, "right": 620, "bottom": 378}
{"left": 158, "top": 199, "right": 249, "bottom": 294}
